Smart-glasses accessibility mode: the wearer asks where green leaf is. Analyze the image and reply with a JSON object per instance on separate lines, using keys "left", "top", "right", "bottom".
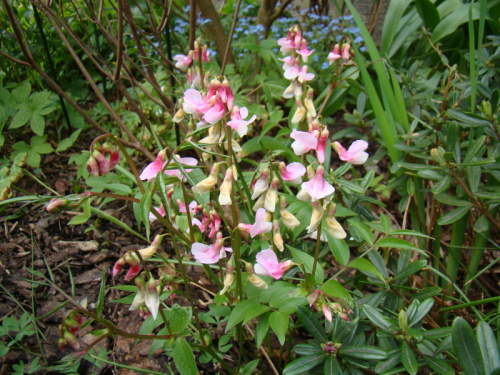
{"left": 172, "top": 339, "right": 198, "bottom": 375}
{"left": 294, "top": 343, "right": 323, "bottom": 356}
{"left": 415, "top": 0, "right": 440, "bottom": 29}
{"left": 283, "top": 353, "right": 325, "bottom": 375}
{"left": 140, "top": 190, "right": 152, "bottom": 240}
{"left": 240, "top": 359, "right": 259, "bottom": 375}
{"left": 434, "top": 194, "right": 473, "bottom": 207}
{"left": 432, "top": 175, "right": 451, "bottom": 195}
{"left": 255, "top": 312, "right": 270, "bottom": 349}
{"left": 423, "top": 356, "right": 455, "bottom": 375}
{"left": 401, "top": 342, "right": 418, "bottom": 375}
{"left": 289, "top": 246, "right": 325, "bottom": 284}
{"left": 30, "top": 111, "right": 45, "bottom": 135}
{"left": 57, "top": 129, "right": 83, "bottom": 152}
{"left": 269, "top": 311, "right": 289, "bottom": 345}
{"left": 408, "top": 298, "right": 434, "bottom": 327}
{"left": 476, "top": 321, "right": 500, "bottom": 374}
{"left": 362, "top": 305, "right": 393, "bottom": 332}
{"left": 349, "top": 258, "right": 385, "bottom": 281}
{"left": 432, "top": 3, "right": 481, "bottom": 43}
{"left": 339, "top": 345, "right": 388, "bottom": 360}
{"left": 437, "top": 206, "right": 472, "bottom": 226}
{"left": 324, "top": 357, "right": 342, "bottom": 375}
{"left": 347, "top": 220, "right": 374, "bottom": 245}
{"left": 296, "top": 305, "right": 327, "bottom": 342}
{"left": 451, "top": 317, "right": 486, "bottom": 375}
{"left": 169, "top": 304, "right": 192, "bottom": 335}
{"left": 375, "top": 237, "right": 425, "bottom": 254}
{"left": 68, "top": 214, "right": 90, "bottom": 225}
{"left": 10, "top": 107, "right": 32, "bottom": 129}
{"left": 225, "top": 300, "right": 269, "bottom": 332}
{"left": 393, "top": 260, "right": 427, "bottom": 281}
{"left": 320, "top": 279, "right": 352, "bottom": 303}
{"left": 326, "top": 234, "right": 350, "bottom": 266}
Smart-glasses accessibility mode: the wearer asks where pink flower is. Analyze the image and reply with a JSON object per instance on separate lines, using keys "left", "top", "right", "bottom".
{"left": 164, "top": 155, "right": 198, "bottom": 181}
{"left": 228, "top": 106, "right": 257, "bottom": 137}
{"left": 297, "top": 65, "right": 315, "bottom": 83}
{"left": 277, "top": 37, "right": 295, "bottom": 54}
{"left": 327, "top": 44, "right": 341, "bottom": 64}
{"left": 333, "top": 140, "right": 369, "bottom": 165}
{"left": 149, "top": 204, "right": 166, "bottom": 221}
{"left": 254, "top": 249, "right": 294, "bottom": 280}
{"left": 250, "top": 208, "right": 272, "bottom": 238}
{"left": 280, "top": 162, "right": 306, "bottom": 184}
{"left": 341, "top": 43, "right": 351, "bottom": 62}
{"left": 296, "top": 44, "right": 313, "bottom": 62}
{"left": 183, "top": 89, "right": 211, "bottom": 119}
{"left": 316, "top": 129, "right": 329, "bottom": 163}
{"left": 301, "top": 165, "right": 335, "bottom": 201}
{"left": 173, "top": 53, "right": 192, "bottom": 70}
{"left": 203, "top": 97, "right": 226, "bottom": 124}
{"left": 290, "top": 129, "right": 318, "bottom": 156}
{"left": 140, "top": 149, "right": 167, "bottom": 181}
{"left": 284, "top": 63, "right": 301, "bottom": 80}
{"left": 191, "top": 235, "right": 231, "bottom": 264}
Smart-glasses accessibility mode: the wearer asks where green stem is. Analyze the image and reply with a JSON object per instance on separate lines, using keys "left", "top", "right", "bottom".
{"left": 444, "top": 212, "right": 469, "bottom": 294}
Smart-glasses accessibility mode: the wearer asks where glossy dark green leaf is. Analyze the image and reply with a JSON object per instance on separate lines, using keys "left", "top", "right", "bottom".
{"left": 476, "top": 321, "right": 500, "bottom": 374}
{"left": 339, "top": 345, "right": 387, "bottom": 360}
{"left": 375, "top": 237, "right": 427, "bottom": 257}
{"left": 324, "top": 356, "right": 342, "bottom": 375}
{"left": 451, "top": 317, "right": 485, "bottom": 375}
{"left": 408, "top": 298, "right": 434, "bottom": 327}
{"left": 294, "top": 343, "right": 323, "bottom": 356}
{"left": 437, "top": 206, "right": 472, "bottom": 226}
{"left": 432, "top": 175, "right": 451, "bottom": 194}
{"left": 296, "top": 305, "right": 327, "bottom": 342}
{"left": 282, "top": 353, "right": 325, "bottom": 375}
{"left": 401, "top": 342, "right": 418, "bottom": 375}
{"left": 375, "top": 350, "right": 401, "bottom": 373}
{"left": 423, "top": 355, "right": 455, "bottom": 375}
{"left": 362, "top": 305, "right": 392, "bottom": 332}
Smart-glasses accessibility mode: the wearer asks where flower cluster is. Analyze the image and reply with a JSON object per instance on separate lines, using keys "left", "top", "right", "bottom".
{"left": 86, "top": 142, "right": 120, "bottom": 177}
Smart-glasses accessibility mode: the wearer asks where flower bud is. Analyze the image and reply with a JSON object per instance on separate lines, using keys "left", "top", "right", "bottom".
{"left": 46, "top": 198, "right": 68, "bottom": 213}
{"left": 273, "top": 220, "right": 284, "bottom": 252}
{"left": 307, "top": 202, "right": 324, "bottom": 234}
{"left": 219, "top": 272, "right": 234, "bottom": 295}
{"left": 398, "top": 310, "right": 408, "bottom": 331}
{"left": 219, "top": 168, "right": 233, "bottom": 206}
{"left": 264, "top": 176, "right": 279, "bottom": 212}
{"left": 291, "top": 103, "right": 306, "bottom": 124}
{"left": 86, "top": 156, "right": 99, "bottom": 177}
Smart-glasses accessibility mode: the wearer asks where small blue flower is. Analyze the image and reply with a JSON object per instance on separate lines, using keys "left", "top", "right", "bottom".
{"left": 321, "top": 62, "right": 329, "bottom": 69}
{"left": 354, "top": 36, "right": 364, "bottom": 43}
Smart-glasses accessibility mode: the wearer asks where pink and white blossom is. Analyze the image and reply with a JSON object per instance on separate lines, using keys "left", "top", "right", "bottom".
{"left": 254, "top": 249, "right": 294, "bottom": 280}
{"left": 227, "top": 106, "right": 257, "bottom": 137}
{"left": 173, "top": 53, "right": 193, "bottom": 70}
{"left": 250, "top": 208, "right": 273, "bottom": 238}
{"left": 191, "top": 235, "right": 231, "bottom": 264}
{"left": 280, "top": 162, "right": 306, "bottom": 184}
{"left": 183, "top": 89, "right": 211, "bottom": 118}
{"left": 297, "top": 65, "right": 315, "bottom": 83}
{"left": 327, "top": 44, "right": 341, "bottom": 64}
{"left": 301, "top": 165, "right": 335, "bottom": 201}
{"left": 333, "top": 140, "right": 369, "bottom": 165}
{"left": 140, "top": 149, "right": 167, "bottom": 181}
{"left": 290, "top": 129, "right": 318, "bottom": 156}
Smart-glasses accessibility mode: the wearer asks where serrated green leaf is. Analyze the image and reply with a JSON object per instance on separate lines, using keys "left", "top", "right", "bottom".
{"left": 30, "top": 111, "right": 45, "bottom": 135}
{"left": 172, "top": 339, "right": 197, "bottom": 375}
{"left": 451, "top": 317, "right": 485, "bottom": 375}
{"left": 320, "top": 279, "right": 352, "bottom": 303}
{"left": 349, "top": 258, "right": 385, "bottom": 281}
{"left": 57, "top": 129, "right": 82, "bottom": 152}
{"left": 283, "top": 353, "right": 325, "bottom": 375}
{"left": 269, "top": 311, "right": 288, "bottom": 345}
{"left": 296, "top": 305, "right": 327, "bottom": 342}
{"left": 10, "top": 107, "right": 32, "bottom": 129}
{"left": 401, "top": 342, "right": 418, "bottom": 375}
{"left": 438, "top": 206, "right": 471, "bottom": 226}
